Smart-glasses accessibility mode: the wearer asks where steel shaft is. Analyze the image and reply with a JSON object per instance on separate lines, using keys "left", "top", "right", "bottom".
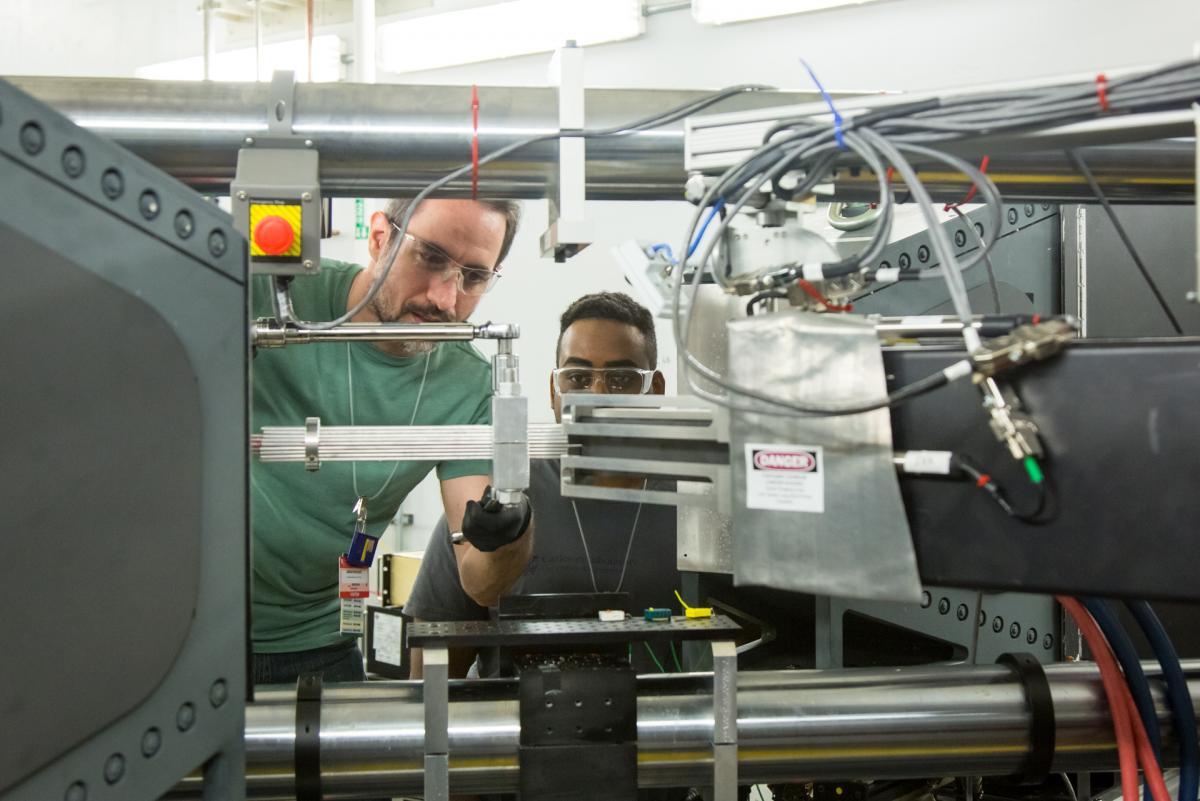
{"left": 165, "top": 661, "right": 1200, "bottom": 799}
{"left": 7, "top": 77, "right": 1193, "bottom": 202}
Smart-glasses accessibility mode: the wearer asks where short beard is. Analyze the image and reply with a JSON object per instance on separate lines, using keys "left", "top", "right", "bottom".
{"left": 369, "top": 293, "right": 453, "bottom": 357}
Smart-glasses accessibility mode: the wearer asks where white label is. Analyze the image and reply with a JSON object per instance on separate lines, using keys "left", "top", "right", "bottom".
{"left": 902, "top": 450, "right": 954, "bottom": 475}
{"left": 744, "top": 443, "right": 825, "bottom": 513}
{"left": 373, "top": 613, "right": 403, "bottom": 665}
{"left": 339, "top": 597, "right": 366, "bottom": 636}
{"left": 900, "top": 315, "right": 944, "bottom": 325}
{"left": 339, "top": 556, "right": 370, "bottom": 598}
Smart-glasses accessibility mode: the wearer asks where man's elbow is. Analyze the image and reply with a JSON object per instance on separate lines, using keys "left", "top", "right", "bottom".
{"left": 462, "top": 582, "right": 502, "bottom": 608}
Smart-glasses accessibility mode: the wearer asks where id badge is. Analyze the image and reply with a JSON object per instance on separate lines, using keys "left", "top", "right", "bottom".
{"left": 338, "top": 555, "right": 370, "bottom": 636}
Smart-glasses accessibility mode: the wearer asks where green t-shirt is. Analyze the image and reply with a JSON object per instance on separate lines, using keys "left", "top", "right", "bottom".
{"left": 251, "top": 260, "right": 492, "bottom": 653}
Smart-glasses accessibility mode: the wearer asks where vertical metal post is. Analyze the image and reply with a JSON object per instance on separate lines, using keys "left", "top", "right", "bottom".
{"left": 540, "top": 43, "right": 593, "bottom": 261}
{"left": 254, "top": 0, "right": 263, "bottom": 81}
{"left": 202, "top": 0, "right": 215, "bottom": 81}
{"left": 1073, "top": 206, "right": 1089, "bottom": 337}
{"left": 424, "top": 645, "right": 450, "bottom": 801}
{"left": 353, "top": 0, "right": 377, "bottom": 84}
{"left": 1192, "top": 103, "right": 1199, "bottom": 304}
{"left": 711, "top": 640, "right": 738, "bottom": 801}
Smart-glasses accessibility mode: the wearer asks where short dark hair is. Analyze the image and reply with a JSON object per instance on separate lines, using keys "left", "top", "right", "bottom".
{"left": 557, "top": 292, "right": 658, "bottom": 368}
{"left": 384, "top": 197, "right": 522, "bottom": 267}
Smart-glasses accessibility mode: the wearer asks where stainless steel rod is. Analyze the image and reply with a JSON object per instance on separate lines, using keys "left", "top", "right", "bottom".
{"left": 166, "top": 661, "right": 1200, "bottom": 799}
{"left": 6, "top": 76, "right": 1194, "bottom": 202}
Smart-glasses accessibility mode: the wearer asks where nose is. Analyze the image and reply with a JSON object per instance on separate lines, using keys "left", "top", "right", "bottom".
{"left": 591, "top": 373, "right": 610, "bottom": 394}
{"left": 426, "top": 271, "right": 459, "bottom": 313}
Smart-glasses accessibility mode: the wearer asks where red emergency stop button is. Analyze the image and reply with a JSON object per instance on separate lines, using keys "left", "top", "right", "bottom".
{"left": 254, "top": 215, "right": 295, "bottom": 256}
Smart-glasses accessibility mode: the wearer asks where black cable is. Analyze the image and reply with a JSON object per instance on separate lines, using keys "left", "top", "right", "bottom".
{"left": 1065, "top": 149, "right": 1185, "bottom": 335}
{"left": 952, "top": 453, "right": 1050, "bottom": 524}
{"left": 746, "top": 290, "right": 788, "bottom": 316}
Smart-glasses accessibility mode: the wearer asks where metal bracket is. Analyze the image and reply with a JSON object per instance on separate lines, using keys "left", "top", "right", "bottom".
{"left": 268, "top": 70, "right": 296, "bottom": 136}
{"left": 423, "top": 645, "right": 450, "bottom": 801}
{"left": 304, "top": 417, "right": 320, "bottom": 471}
{"left": 1192, "top": 102, "right": 1199, "bottom": 303}
{"left": 540, "top": 43, "right": 593, "bottom": 262}
{"left": 711, "top": 640, "right": 738, "bottom": 801}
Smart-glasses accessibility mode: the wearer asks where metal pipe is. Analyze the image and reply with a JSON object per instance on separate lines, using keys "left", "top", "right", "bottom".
{"left": 166, "top": 661, "right": 1200, "bottom": 799}
{"left": 8, "top": 77, "right": 1190, "bottom": 202}
{"left": 6, "top": 77, "right": 821, "bottom": 200}
{"left": 251, "top": 320, "right": 517, "bottom": 347}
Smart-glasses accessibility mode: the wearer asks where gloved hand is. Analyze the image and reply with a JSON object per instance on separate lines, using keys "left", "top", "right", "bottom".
{"left": 460, "top": 485, "right": 531, "bottom": 552}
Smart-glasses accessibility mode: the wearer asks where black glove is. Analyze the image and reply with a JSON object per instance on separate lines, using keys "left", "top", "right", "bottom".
{"left": 460, "top": 485, "right": 531, "bottom": 552}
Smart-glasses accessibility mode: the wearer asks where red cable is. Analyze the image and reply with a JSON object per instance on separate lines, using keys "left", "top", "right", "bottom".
{"left": 471, "top": 84, "right": 480, "bottom": 200}
{"left": 1058, "top": 596, "right": 1139, "bottom": 801}
{"left": 975, "top": 474, "right": 991, "bottom": 489}
{"left": 1095, "top": 73, "right": 1111, "bottom": 112}
{"left": 796, "top": 279, "right": 853, "bottom": 312}
{"left": 943, "top": 155, "right": 990, "bottom": 211}
{"left": 1119, "top": 676, "right": 1173, "bottom": 801}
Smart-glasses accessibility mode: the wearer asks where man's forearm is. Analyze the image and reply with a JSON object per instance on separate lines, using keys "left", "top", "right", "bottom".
{"left": 457, "top": 516, "right": 534, "bottom": 607}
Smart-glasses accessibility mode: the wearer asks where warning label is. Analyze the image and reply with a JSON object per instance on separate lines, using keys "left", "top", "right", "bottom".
{"left": 744, "top": 443, "right": 825, "bottom": 513}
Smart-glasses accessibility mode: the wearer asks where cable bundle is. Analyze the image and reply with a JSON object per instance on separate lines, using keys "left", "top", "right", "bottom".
{"left": 673, "top": 59, "right": 1200, "bottom": 416}
{"left": 1058, "top": 598, "right": 1198, "bottom": 801}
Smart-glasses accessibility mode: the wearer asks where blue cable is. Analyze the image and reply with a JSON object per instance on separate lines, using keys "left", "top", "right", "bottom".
{"left": 1083, "top": 597, "right": 1163, "bottom": 801}
{"left": 647, "top": 243, "right": 676, "bottom": 263}
{"left": 1128, "top": 600, "right": 1199, "bottom": 801}
{"left": 687, "top": 199, "right": 725, "bottom": 258}
{"left": 799, "top": 59, "right": 846, "bottom": 150}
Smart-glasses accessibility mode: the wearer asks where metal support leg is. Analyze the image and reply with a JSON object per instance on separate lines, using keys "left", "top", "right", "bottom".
{"left": 424, "top": 645, "right": 450, "bottom": 801}
{"left": 712, "top": 640, "right": 738, "bottom": 801}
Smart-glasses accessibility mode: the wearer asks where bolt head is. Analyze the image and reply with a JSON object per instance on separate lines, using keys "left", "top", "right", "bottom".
{"left": 302, "top": 259, "right": 314, "bottom": 270}
{"left": 301, "top": 191, "right": 313, "bottom": 202}
{"left": 244, "top": 136, "right": 255, "bottom": 146}
{"left": 103, "top": 754, "right": 125, "bottom": 784}
{"left": 236, "top": 190, "right": 248, "bottom": 201}
{"left": 1187, "top": 290, "right": 1199, "bottom": 303}
{"left": 304, "top": 139, "right": 314, "bottom": 147}
{"left": 141, "top": 727, "right": 162, "bottom": 757}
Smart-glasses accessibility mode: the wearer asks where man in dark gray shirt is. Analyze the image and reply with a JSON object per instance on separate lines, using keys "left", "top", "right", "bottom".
{"left": 406, "top": 292, "right": 682, "bottom": 677}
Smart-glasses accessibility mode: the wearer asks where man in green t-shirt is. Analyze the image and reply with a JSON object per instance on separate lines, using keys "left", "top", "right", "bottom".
{"left": 251, "top": 197, "right": 534, "bottom": 684}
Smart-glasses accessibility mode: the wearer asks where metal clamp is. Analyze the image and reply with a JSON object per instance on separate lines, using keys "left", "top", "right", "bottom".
{"left": 268, "top": 70, "right": 296, "bottom": 136}
{"left": 996, "top": 652, "right": 1055, "bottom": 785}
{"left": 294, "top": 672, "right": 323, "bottom": 801}
{"left": 424, "top": 645, "right": 451, "bottom": 801}
{"left": 304, "top": 417, "right": 320, "bottom": 472}
{"left": 711, "top": 640, "right": 738, "bottom": 801}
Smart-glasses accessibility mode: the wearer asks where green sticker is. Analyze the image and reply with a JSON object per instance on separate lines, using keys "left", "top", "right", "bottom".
{"left": 355, "top": 198, "right": 368, "bottom": 240}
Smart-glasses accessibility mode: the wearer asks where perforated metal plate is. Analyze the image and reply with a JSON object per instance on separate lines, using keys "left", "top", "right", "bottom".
{"left": 409, "top": 615, "right": 740, "bottom": 647}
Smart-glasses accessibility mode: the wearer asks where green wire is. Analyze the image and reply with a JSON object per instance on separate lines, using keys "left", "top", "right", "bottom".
{"left": 669, "top": 642, "right": 683, "bottom": 672}
{"left": 643, "top": 641, "right": 667, "bottom": 673}
{"left": 1023, "top": 455, "right": 1045, "bottom": 484}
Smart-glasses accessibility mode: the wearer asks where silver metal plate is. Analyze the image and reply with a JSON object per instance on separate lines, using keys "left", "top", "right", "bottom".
{"left": 728, "top": 311, "right": 922, "bottom": 602}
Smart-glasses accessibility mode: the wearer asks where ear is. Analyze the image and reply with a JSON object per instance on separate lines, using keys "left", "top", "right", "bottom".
{"left": 366, "top": 210, "right": 392, "bottom": 262}
{"left": 548, "top": 372, "right": 558, "bottom": 411}
{"left": 650, "top": 370, "right": 666, "bottom": 396}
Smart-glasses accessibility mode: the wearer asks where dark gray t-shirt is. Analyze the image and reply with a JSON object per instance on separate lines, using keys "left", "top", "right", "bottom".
{"left": 404, "top": 459, "right": 680, "bottom": 675}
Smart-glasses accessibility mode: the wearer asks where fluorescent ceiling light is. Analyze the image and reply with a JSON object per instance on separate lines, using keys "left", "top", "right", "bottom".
{"left": 135, "top": 34, "right": 344, "bottom": 82}
{"left": 692, "top": 0, "right": 885, "bottom": 25}
{"left": 379, "top": 0, "right": 643, "bottom": 74}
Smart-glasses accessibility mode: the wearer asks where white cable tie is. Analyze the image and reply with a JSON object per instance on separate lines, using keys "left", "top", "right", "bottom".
{"left": 801, "top": 263, "right": 825, "bottom": 282}
{"left": 874, "top": 267, "right": 900, "bottom": 284}
{"left": 941, "top": 359, "right": 974, "bottom": 382}
{"left": 901, "top": 450, "right": 954, "bottom": 476}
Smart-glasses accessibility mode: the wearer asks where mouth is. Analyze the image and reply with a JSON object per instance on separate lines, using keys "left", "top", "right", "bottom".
{"left": 405, "top": 311, "right": 447, "bottom": 324}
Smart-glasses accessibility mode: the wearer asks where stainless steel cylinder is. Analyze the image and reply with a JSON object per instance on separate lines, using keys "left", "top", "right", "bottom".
{"left": 7, "top": 77, "right": 1193, "bottom": 202}
{"left": 6, "top": 77, "right": 815, "bottom": 200}
{"left": 252, "top": 321, "right": 478, "bottom": 347}
{"left": 166, "top": 661, "right": 1200, "bottom": 799}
